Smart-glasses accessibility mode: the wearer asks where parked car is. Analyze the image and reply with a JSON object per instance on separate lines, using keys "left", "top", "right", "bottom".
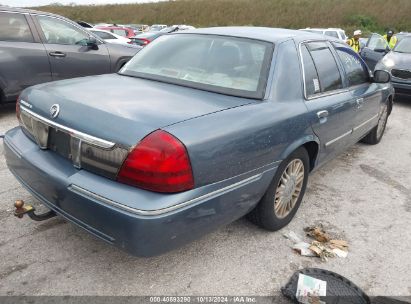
{"left": 0, "top": 6, "right": 142, "bottom": 104}
{"left": 300, "top": 28, "right": 347, "bottom": 41}
{"left": 124, "top": 24, "right": 149, "bottom": 34}
{"left": 130, "top": 25, "right": 191, "bottom": 46}
{"left": 94, "top": 25, "right": 136, "bottom": 39}
{"left": 89, "top": 29, "right": 131, "bottom": 45}
{"left": 5, "top": 27, "right": 393, "bottom": 256}
{"left": 150, "top": 24, "right": 167, "bottom": 32}
{"left": 360, "top": 33, "right": 398, "bottom": 70}
{"left": 375, "top": 35, "right": 411, "bottom": 98}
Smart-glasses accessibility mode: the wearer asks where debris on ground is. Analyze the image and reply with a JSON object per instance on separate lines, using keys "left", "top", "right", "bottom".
{"left": 284, "top": 226, "right": 349, "bottom": 261}
{"left": 296, "top": 273, "right": 327, "bottom": 304}
{"left": 304, "top": 225, "right": 331, "bottom": 242}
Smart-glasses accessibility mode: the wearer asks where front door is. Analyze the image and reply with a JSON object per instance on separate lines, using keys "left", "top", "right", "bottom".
{"left": 360, "top": 33, "right": 389, "bottom": 71}
{"left": 333, "top": 42, "right": 382, "bottom": 141}
{"left": 34, "top": 15, "right": 111, "bottom": 81}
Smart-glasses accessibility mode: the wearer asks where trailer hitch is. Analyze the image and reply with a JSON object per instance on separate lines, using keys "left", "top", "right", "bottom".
{"left": 14, "top": 200, "right": 57, "bottom": 221}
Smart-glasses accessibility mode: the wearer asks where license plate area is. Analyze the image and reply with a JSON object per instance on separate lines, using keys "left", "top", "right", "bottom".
{"left": 48, "top": 128, "right": 72, "bottom": 160}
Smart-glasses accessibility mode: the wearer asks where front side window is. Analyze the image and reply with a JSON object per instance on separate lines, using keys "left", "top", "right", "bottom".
{"left": 120, "top": 34, "right": 273, "bottom": 99}
{"left": 0, "top": 12, "right": 33, "bottom": 42}
{"left": 92, "top": 30, "right": 116, "bottom": 40}
{"left": 305, "top": 41, "right": 343, "bottom": 93}
{"left": 334, "top": 43, "right": 369, "bottom": 86}
{"left": 37, "top": 16, "right": 89, "bottom": 45}
{"left": 367, "top": 34, "right": 388, "bottom": 51}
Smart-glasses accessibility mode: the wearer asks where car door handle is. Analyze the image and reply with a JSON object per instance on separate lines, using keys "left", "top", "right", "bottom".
{"left": 356, "top": 98, "right": 364, "bottom": 108}
{"left": 49, "top": 51, "right": 66, "bottom": 58}
{"left": 317, "top": 110, "right": 329, "bottom": 119}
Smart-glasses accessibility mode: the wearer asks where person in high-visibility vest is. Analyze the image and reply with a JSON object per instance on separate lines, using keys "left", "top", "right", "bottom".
{"left": 346, "top": 30, "right": 362, "bottom": 53}
{"left": 383, "top": 30, "right": 397, "bottom": 49}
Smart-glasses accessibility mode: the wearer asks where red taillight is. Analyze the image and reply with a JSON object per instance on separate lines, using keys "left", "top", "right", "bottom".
{"left": 16, "top": 96, "right": 21, "bottom": 121}
{"left": 117, "top": 130, "right": 194, "bottom": 193}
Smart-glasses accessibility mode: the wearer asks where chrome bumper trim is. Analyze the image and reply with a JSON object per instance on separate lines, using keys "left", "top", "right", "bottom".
{"left": 20, "top": 104, "right": 115, "bottom": 149}
{"left": 69, "top": 173, "right": 263, "bottom": 216}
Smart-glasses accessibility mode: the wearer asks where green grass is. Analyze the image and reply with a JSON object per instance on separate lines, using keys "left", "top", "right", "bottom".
{"left": 34, "top": 0, "right": 411, "bottom": 36}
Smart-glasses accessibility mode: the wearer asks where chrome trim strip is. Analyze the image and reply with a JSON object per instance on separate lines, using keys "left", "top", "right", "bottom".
{"left": 325, "top": 130, "right": 352, "bottom": 147}
{"left": 20, "top": 105, "right": 115, "bottom": 149}
{"left": 69, "top": 173, "right": 263, "bottom": 216}
{"left": 353, "top": 114, "right": 379, "bottom": 132}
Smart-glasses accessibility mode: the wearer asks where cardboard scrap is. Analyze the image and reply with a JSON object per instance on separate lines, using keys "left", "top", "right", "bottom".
{"left": 285, "top": 226, "right": 349, "bottom": 261}
{"left": 304, "top": 225, "right": 331, "bottom": 243}
{"left": 293, "top": 242, "right": 317, "bottom": 257}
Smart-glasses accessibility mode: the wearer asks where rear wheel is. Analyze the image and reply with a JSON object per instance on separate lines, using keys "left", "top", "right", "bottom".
{"left": 361, "top": 103, "right": 389, "bottom": 145}
{"left": 248, "top": 147, "right": 309, "bottom": 231}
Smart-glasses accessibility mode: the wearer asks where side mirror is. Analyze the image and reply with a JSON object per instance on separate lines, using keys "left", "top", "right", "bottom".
{"left": 86, "top": 37, "right": 99, "bottom": 50}
{"left": 373, "top": 70, "right": 391, "bottom": 83}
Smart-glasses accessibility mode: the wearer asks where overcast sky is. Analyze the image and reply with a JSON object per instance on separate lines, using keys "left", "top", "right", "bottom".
{"left": 2, "top": 0, "right": 166, "bottom": 7}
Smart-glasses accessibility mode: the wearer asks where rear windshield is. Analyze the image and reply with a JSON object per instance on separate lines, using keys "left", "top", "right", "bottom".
{"left": 120, "top": 34, "right": 273, "bottom": 99}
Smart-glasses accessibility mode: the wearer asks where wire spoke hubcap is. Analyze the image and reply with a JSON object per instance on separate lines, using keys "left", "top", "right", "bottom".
{"left": 274, "top": 159, "right": 305, "bottom": 219}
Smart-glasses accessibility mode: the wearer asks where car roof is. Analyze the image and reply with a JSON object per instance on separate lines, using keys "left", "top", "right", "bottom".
{"left": 0, "top": 6, "right": 61, "bottom": 17}
{"left": 175, "top": 26, "right": 338, "bottom": 43}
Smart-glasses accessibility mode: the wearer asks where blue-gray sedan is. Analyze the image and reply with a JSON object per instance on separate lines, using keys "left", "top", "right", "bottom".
{"left": 4, "top": 27, "right": 394, "bottom": 256}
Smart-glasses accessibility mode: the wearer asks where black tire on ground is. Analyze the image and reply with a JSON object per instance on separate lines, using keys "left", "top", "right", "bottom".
{"left": 247, "top": 147, "right": 310, "bottom": 231}
{"left": 361, "top": 103, "right": 389, "bottom": 145}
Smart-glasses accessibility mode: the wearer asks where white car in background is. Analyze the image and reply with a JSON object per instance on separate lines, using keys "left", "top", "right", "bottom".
{"left": 89, "top": 29, "right": 131, "bottom": 45}
{"left": 150, "top": 24, "right": 168, "bottom": 31}
{"left": 300, "top": 28, "right": 347, "bottom": 41}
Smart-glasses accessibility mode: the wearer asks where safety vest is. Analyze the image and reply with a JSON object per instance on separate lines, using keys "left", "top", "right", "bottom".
{"left": 383, "top": 34, "right": 397, "bottom": 49}
{"left": 347, "top": 38, "right": 360, "bottom": 53}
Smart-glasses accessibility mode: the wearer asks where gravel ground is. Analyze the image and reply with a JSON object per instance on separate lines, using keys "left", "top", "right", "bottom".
{"left": 0, "top": 100, "right": 410, "bottom": 297}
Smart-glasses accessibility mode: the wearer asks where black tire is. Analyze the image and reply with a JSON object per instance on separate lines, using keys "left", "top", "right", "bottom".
{"left": 361, "top": 103, "right": 389, "bottom": 145}
{"left": 248, "top": 147, "right": 310, "bottom": 231}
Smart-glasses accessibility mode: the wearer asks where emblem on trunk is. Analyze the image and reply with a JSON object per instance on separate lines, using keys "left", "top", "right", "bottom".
{"left": 50, "top": 104, "right": 60, "bottom": 119}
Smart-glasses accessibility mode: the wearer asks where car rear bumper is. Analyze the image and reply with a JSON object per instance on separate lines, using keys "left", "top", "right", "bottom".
{"left": 392, "top": 81, "right": 411, "bottom": 97}
{"left": 4, "top": 127, "right": 276, "bottom": 256}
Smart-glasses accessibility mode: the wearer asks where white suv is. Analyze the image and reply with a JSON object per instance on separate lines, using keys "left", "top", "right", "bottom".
{"left": 300, "top": 28, "right": 347, "bottom": 41}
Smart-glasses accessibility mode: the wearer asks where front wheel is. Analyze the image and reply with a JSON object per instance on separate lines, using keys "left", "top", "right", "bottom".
{"left": 361, "top": 103, "right": 389, "bottom": 145}
{"left": 248, "top": 147, "right": 309, "bottom": 231}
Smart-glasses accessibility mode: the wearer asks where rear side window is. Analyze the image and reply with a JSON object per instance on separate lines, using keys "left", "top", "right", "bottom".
{"left": 0, "top": 12, "right": 33, "bottom": 42}
{"left": 305, "top": 42, "right": 343, "bottom": 93}
{"left": 301, "top": 44, "right": 321, "bottom": 96}
{"left": 333, "top": 43, "right": 369, "bottom": 86}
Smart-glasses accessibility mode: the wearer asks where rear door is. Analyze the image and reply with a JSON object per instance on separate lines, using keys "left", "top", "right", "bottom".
{"left": 360, "top": 33, "right": 389, "bottom": 70}
{"left": 333, "top": 42, "right": 382, "bottom": 141}
{"left": 300, "top": 41, "right": 357, "bottom": 164}
{"left": 0, "top": 11, "right": 51, "bottom": 101}
{"left": 33, "top": 14, "right": 111, "bottom": 80}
